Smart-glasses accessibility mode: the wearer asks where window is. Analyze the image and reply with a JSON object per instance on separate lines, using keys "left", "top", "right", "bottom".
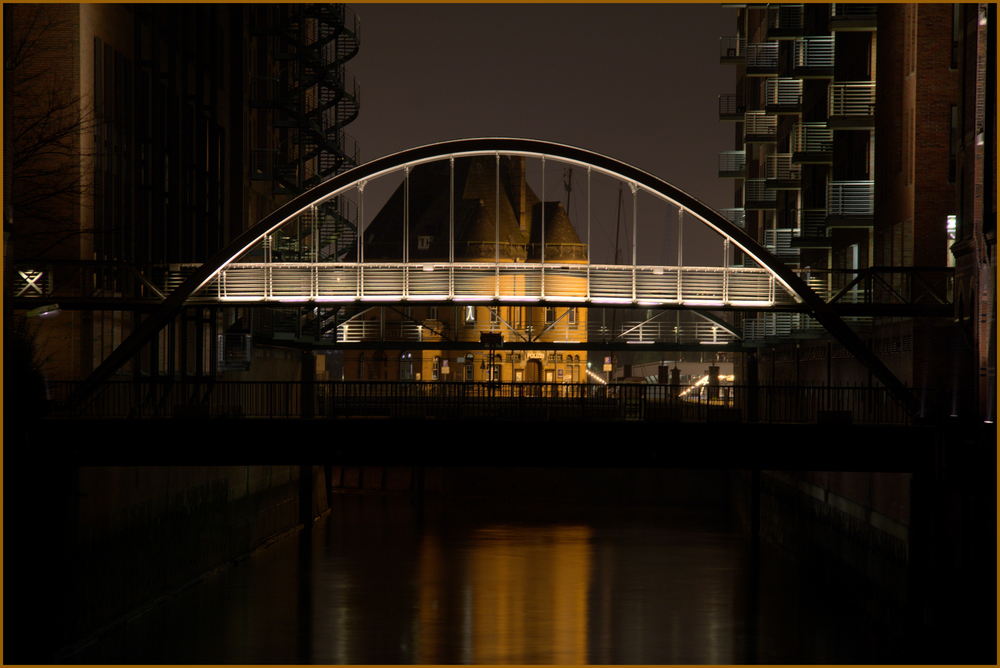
{"left": 568, "top": 307, "right": 577, "bottom": 327}
{"left": 545, "top": 306, "right": 556, "bottom": 323}
{"left": 432, "top": 356, "right": 441, "bottom": 380}
{"left": 418, "top": 235, "right": 433, "bottom": 250}
{"left": 464, "top": 305, "right": 476, "bottom": 327}
{"left": 400, "top": 351, "right": 414, "bottom": 380}
{"left": 429, "top": 306, "right": 439, "bottom": 321}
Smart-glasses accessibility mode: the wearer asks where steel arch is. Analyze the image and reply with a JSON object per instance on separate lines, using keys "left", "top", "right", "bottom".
{"left": 75, "top": 138, "right": 918, "bottom": 414}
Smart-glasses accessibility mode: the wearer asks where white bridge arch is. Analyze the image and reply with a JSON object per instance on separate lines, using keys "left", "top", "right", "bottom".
{"left": 78, "top": 138, "right": 918, "bottom": 413}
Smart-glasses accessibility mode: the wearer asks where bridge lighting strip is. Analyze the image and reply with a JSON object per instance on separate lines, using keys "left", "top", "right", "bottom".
{"left": 591, "top": 297, "right": 635, "bottom": 305}
{"left": 681, "top": 299, "right": 727, "bottom": 307}
{"left": 729, "top": 300, "right": 775, "bottom": 307}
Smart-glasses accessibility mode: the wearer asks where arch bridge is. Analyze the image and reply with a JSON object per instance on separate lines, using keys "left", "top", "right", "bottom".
{"left": 19, "top": 139, "right": 952, "bottom": 413}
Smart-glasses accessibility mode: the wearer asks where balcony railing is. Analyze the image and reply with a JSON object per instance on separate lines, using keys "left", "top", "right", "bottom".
{"left": 765, "top": 78, "right": 803, "bottom": 112}
{"left": 827, "top": 181, "right": 874, "bottom": 218}
{"left": 828, "top": 82, "right": 876, "bottom": 126}
{"left": 744, "top": 179, "right": 777, "bottom": 209}
{"left": 765, "top": 228, "right": 801, "bottom": 265}
{"left": 830, "top": 4, "right": 877, "bottom": 31}
{"left": 793, "top": 209, "right": 830, "bottom": 240}
{"left": 720, "top": 36, "right": 746, "bottom": 62}
{"left": 744, "top": 111, "right": 778, "bottom": 142}
{"left": 791, "top": 122, "right": 833, "bottom": 161}
{"left": 767, "top": 4, "right": 805, "bottom": 38}
{"left": 745, "top": 42, "right": 779, "bottom": 74}
{"left": 765, "top": 154, "right": 802, "bottom": 186}
{"left": 719, "top": 93, "right": 745, "bottom": 120}
{"left": 718, "top": 151, "right": 747, "bottom": 177}
{"left": 793, "top": 37, "right": 835, "bottom": 75}
{"left": 719, "top": 208, "right": 746, "bottom": 230}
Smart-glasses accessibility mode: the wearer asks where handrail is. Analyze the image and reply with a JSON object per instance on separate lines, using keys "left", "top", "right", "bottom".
{"left": 43, "top": 379, "right": 923, "bottom": 425}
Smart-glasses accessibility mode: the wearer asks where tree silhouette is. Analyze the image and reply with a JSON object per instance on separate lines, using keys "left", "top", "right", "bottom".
{"left": 5, "top": 4, "right": 98, "bottom": 263}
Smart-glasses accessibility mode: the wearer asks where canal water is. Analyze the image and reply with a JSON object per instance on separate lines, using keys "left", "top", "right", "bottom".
{"left": 69, "top": 491, "right": 902, "bottom": 664}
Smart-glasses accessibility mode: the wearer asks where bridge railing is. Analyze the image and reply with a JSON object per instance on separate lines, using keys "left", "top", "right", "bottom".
{"left": 13, "top": 262, "right": 952, "bottom": 315}
{"left": 45, "top": 380, "right": 925, "bottom": 424}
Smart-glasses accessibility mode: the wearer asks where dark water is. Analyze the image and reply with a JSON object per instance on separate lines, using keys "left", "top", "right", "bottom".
{"left": 69, "top": 492, "right": 897, "bottom": 664}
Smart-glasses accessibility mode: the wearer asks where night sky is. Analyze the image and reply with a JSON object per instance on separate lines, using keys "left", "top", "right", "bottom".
{"left": 347, "top": 3, "right": 737, "bottom": 266}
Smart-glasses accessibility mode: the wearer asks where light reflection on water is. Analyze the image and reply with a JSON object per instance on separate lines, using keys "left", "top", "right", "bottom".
{"left": 68, "top": 492, "right": 885, "bottom": 664}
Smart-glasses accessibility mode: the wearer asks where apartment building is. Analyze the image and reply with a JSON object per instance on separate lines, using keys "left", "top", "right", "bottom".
{"left": 719, "top": 3, "right": 994, "bottom": 420}
{"left": 5, "top": 4, "right": 361, "bottom": 386}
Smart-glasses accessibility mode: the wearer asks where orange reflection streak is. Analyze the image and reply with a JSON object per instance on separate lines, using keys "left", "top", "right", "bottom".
{"left": 452, "top": 524, "right": 593, "bottom": 664}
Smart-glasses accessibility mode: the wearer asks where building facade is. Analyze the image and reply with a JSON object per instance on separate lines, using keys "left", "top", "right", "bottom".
{"left": 5, "top": 4, "right": 361, "bottom": 389}
{"left": 720, "top": 3, "right": 995, "bottom": 421}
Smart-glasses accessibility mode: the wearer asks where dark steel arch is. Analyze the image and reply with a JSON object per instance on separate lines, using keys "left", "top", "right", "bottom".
{"left": 74, "top": 138, "right": 919, "bottom": 414}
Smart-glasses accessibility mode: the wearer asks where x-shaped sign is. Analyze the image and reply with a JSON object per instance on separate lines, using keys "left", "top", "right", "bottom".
{"left": 16, "top": 269, "right": 45, "bottom": 297}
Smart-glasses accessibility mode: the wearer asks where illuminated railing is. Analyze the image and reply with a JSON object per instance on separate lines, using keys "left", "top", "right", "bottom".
{"left": 765, "top": 78, "right": 802, "bottom": 111}
{"left": 791, "top": 122, "right": 834, "bottom": 156}
{"left": 197, "top": 262, "right": 796, "bottom": 309}
{"left": 765, "top": 154, "right": 802, "bottom": 184}
{"left": 745, "top": 42, "right": 779, "bottom": 72}
{"left": 827, "top": 181, "right": 874, "bottom": 217}
{"left": 828, "top": 82, "right": 876, "bottom": 119}
{"left": 744, "top": 111, "right": 778, "bottom": 142}
{"left": 793, "top": 36, "right": 835, "bottom": 72}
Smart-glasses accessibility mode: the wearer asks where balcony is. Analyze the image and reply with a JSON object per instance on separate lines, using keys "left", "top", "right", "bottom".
{"left": 765, "top": 228, "right": 801, "bottom": 265}
{"left": 719, "top": 208, "right": 746, "bottom": 230}
{"left": 827, "top": 180, "right": 874, "bottom": 223}
{"left": 792, "top": 37, "right": 835, "bottom": 78}
{"left": 790, "top": 209, "right": 831, "bottom": 248}
{"left": 764, "top": 78, "right": 803, "bottom": 114}
{"left": 745, "top": 42, "right": 779, "bottom": 76}
{"left": 829, "top": 4, "right": 877, "bottom": 32}
{"left": 791, "top": 122, "right": 833, "bottom": 163}
{"left": 744, "top": 179, "right": 777, "bottom": 210}
{"left": 743, "top": 111, "right": 778, "bottom": 143}
{"left": 827, "top": 82, "right": 876, "bottom": 129}
{"left": 765, "top": 154, "right": 801, "bottom": 189}
{"left": 718, "top": 151, "right": 747, "bottom": 178}
{"left": 766, "top": 5, "right": 805, "bottom": 40}
{"left": 720, "top": 36, "right": 746, "bottom": 63}
{"left": 719, "top": 93, "right": 746, "bottom": 121}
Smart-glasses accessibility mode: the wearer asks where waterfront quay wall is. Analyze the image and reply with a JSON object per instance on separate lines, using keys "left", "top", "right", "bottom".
{"left": 16, "top": 465, "right": 333, "bottom": 662}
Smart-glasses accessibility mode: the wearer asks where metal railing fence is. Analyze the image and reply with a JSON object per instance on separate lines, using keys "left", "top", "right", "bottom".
{"left": 44, "top": 380, "right": 925, "bottom": 425}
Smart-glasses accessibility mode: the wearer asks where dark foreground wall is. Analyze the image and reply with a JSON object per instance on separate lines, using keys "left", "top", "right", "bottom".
{"left": 9, "top": 465, "right": 333, "bottom": 662}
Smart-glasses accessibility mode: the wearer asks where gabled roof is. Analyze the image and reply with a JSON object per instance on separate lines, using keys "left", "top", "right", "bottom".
{"left": 362, "top": 155, "right": 586, "bottom": 262}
